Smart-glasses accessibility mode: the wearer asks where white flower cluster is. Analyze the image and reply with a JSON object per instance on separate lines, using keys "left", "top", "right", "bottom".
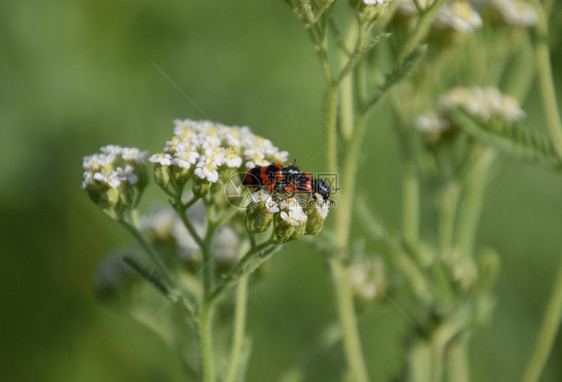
{"left": 489, "top": 0, "right": 538, "bottom": 27}
{"left": 433, "top": 2, "right": 483, "bottom": 33}
{"left": 399, "top": 0, "right": 483, "bottom": 34}
{"left": 82, "top": 145, "right": 147, "bottom": 189}
{"left": 415, "top": 86, "right": 525, "bottom": 136}
{"left": 150, "top": 119, "right": 289, "bottom": 183}
{"left": 438, "top": 86, "right": 526, "bottom": 122}
{"left": 278, "top": 198, "right": 308, "bottom": 227}
{"left": 250, "top": 190, "right": 330, "bottom": 228}
{"left": 363, "top": 0, "right": 392, "bottom": 4}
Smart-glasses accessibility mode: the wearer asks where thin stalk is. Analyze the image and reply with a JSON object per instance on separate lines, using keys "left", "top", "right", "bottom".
{"left": 402, "top": 160, "right": 420, "bottom": 245}
{"left": 330, "top": 63, "right": 371, "bottom": 382}
{"left": 521, "top": 258, "right": 562, "bottom": 382}
{"left": 328, "top": 257, "right": 370, "bottom": 382}
{"left": 325, "top": 84, "right": 339, "bottom": 174}
{"left": 118, "top": 218, "right": 176, "bottom": 288}
{"left": 455, "top": 149, "right": 496, "bottom": 260}
{"left": 207, "top": 243, "right": 280, "bottom": 306}
{"left": 198, "top": 302, "right": 216, "bottom": 382}
{"left": 202, "top": 221, "right": 218, "bottom": 296}
{"left": 224, "top": 273, "right": 249, "bottom": 382}
{"left": 438, "top": 182, "right": 460, "bottom": 256}
{"left": 447, "top": 341, "right": 469, "bottom": 382}
{"left": 530, "top": 0, "right": 562, "bottom": 160}
{"left": 398, "top": 0, "right": 448, "bottom": 63}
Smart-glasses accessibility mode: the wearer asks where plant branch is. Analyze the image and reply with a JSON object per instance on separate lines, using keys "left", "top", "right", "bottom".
{"left": 224, "top": 271, "right": 249, "bottom": 382}
{"left": 530, "top": 0, "right": 562, "bottom": 161}
{"left": 521, "top": 257, "right": 562, "bottom": 382}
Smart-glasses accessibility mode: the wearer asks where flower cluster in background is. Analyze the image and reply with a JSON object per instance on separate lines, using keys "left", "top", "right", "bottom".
{"left": 398, "top": 0, "right": 537, "bottom": 33}
{"left": 415, "top": 86, "right": 525, "bottom": 137}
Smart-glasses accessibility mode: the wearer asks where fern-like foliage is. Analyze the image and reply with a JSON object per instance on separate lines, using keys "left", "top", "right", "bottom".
{"left": 448, "top": 108, "right": 561, "bottom": 169}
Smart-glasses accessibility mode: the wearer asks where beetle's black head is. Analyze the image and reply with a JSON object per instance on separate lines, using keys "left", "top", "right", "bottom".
{"left": 312, "top": 178, "right": 332, "bottom": 201}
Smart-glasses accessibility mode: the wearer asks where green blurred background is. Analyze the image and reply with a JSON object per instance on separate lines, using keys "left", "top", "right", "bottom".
{"left": 2, "top": 0, "right": 562, "bottom": 381}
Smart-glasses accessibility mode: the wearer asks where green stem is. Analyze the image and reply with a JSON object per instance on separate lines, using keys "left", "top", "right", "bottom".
{"left": 118, "top": 218, "right": 176, "bottom": 288}
{"left": 224, "top": 274, "right": 248, "bottom": 382}
{"left": 530, "top": 0, "right": 562, "bottom": 160}
{"left": 398, "top": 0, "right": 448, "bottom": 63}
{"left": 202, "top": 221, "right": 218, "bottom": 296}
{"left": 207, "top": 243, "right": 280, "bottom": 306}
{"left": 455, "top": 149, "right": 496, "bottom": 260}
{"left": 198, "top": 302, "right": 216, "bottom": 382}
{"left": 330, "top": 63, "right": 371, "bottom": 382}
{"left": 325, "top": 84, "right": 339, "bottom": 174}
{"left": 438, "top": 182, "right": 460, "bottom": 256}
{"left": 402, "top": 161, "right": 420, "bottom": 245}
{"left": 328, "top": 257, "right": 370, "bottom": 382}
{"left": 447, "top": 341, "right": 469, "bottom": 382}
{"left": 521, "top": 258, "right": 562, "bottom": 382}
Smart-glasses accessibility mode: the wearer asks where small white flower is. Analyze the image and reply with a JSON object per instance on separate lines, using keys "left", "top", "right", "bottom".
{"left": 94, "top": 171, "right": 121, "bottom": 188}
{"left": 82, "top": 172, "right": 94, "bottom": 188}
{"left": 173, "top": 146, "right": 200, "bottom": 169}
{"left": 415, "top": 111, "right": 450, "bottom": 133}
{"left": 121, "top": 147, "right": 147, "bottom": 163}
{"left": 100, "top": 145, "right": 124, "bottom": 156}
{"left": 220, "top": 148, "right": 243, "bottom": 168}
{"left": 315, "top": 200, "right": 330, "bottom": 219}
{"left": 264, "top": 195, "right": 280, "bottom": 213}
{"left": 280, "top": 199, "right": 308, "bottom": 227}
{"left": 194, "top": 155, "right": 220, "bottom": 183}
{"left": 149, "top": 153, "right": 173, "bottom": 166}
{"left": 364, "top": 0, "right": 392, "bottom": 4}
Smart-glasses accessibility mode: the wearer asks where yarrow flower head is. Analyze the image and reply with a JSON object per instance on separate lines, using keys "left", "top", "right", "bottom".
{"left": 246, "top": 189, "right": 332, "bottom": 242}
{"left": 489, "top": 0, "right": 538, "bottom": 27}
{"left": 399, "top": 0, "right": 483, "bottom": 34}
{"left": 433, "top": 1, "right": 483, "bottom": 33}
{"left": 415, "top": 86, "right": 525, "bottom": 141}
{"left": 150, "top": 119, "right": 288, "bottom": 196}
{"left": 437, "top": 86, "right": 526, "bottom": 122}
{"left": 82, "top": 145, "right": 148, "bottom": 218}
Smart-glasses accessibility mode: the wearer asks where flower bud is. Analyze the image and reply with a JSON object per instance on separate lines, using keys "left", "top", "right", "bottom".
{"left": 305, "top": 198, "right": 330, "bottom": 235}
{"left": 192, "top": 178, "right": 210, "bottom": 198}
{"left": 275, "top": 217, "right": 296, "bottom": 243}
{"left": 275, "top": 198, "right": 307, "bottom": 242}
{"left": 154, "top": 164, "right": 172, "bottom": 190}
